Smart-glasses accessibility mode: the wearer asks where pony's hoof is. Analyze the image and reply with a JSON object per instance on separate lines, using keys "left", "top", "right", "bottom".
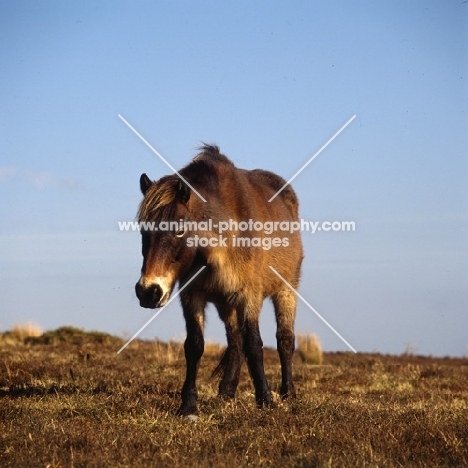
{"left": 185, "top": 414, "right": 199, "bottom": 423}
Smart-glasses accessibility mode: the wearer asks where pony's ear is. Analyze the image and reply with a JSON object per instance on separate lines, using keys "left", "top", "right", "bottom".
{"left": 140, "top": 173, "right": 152, "bottom": 195}
{"left": 177, "top": 179, "right": 190, "bottom": 204}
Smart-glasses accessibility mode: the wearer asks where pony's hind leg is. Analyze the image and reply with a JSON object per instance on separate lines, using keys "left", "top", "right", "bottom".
{"left": 214, "top": 305, "right": 243, "bottom": 399}
{"left": 241, "top": 303, "right": 272, "bottom": 407}
{"left": 272, "top": 287, "right": 297, "bottom": 399}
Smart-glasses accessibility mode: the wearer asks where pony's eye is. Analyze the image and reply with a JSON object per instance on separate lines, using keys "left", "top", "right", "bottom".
{"left": 175, "top": 227, "right": 186, "bottom": 238}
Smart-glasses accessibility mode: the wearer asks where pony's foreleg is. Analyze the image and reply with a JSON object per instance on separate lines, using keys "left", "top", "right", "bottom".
{"left": 272, "top": 288, "right": 297, "bottom": 399}
{"left": 178, "top": 293, "right": 205, "bottom": 416}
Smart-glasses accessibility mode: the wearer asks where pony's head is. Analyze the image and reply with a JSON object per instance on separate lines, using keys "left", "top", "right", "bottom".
{"left": 135, "top": 173, "right": 197, "bottom": 308}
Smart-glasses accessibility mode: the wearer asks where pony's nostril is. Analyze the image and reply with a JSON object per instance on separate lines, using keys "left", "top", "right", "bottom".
{"left": 151, "top": 284, "right": 163, "bottom": 304}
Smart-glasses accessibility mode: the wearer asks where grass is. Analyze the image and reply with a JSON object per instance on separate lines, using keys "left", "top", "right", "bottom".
{"left": 0, "top": 322, "right": 43, "bottom": 345}
{"left": 0, "top": 327, "right": 467, "bottom": 467}
{"left": 297, "top": 332, "right": 323, "bottom": 365}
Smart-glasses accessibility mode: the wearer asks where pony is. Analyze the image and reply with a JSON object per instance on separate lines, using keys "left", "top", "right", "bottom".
{"left": 135, "top": 144, "right": 303, "bottom": 416}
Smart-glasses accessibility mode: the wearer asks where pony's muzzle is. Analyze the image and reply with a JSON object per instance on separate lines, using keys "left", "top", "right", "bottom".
{"left": 135, "top": 281, "right": 163, "bottom": 309}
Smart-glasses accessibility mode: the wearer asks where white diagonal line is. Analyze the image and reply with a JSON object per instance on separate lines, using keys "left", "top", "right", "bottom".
{"left": 269, "top": 265, "right": 357, "bottom": 353}
{"left": 268, "top": 115, "right": 356, "bottom": 202}
{"left": 118, "top": 114, "right": 207, "bottom": 203}
{"left": 117, "top": 266, "right": 206, "bottom": 354}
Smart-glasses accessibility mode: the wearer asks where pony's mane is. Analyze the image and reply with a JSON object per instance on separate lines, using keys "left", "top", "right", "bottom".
{"left": 137, "top": 176, "right": 179, "bottom": 222}
{"left": 193, "top": 143, "right": 233, "bottom": 166}
{"left": 137, "top": 144, "right": 233, "bottom": 222}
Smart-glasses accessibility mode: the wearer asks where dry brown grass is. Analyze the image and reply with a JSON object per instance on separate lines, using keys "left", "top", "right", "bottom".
{"left": 297, "top": 332, "right": 323, "bottom": 365}
{"left": 0, "top": 322, "right": 43, "bottom": 345}
{"left": 0, "top": 327, "right": 467, "bottom": 467}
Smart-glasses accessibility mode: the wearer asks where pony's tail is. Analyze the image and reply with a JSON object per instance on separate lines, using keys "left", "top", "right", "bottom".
{"left": 211, "top": 347, "right": 230, "bottom": 380}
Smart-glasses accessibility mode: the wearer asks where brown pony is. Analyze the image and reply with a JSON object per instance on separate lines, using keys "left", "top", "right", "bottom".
{"left": 135, "top": 144, "right": 303, "bottom": 416}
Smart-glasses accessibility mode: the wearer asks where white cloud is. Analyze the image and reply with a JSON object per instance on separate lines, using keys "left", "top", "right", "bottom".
{"left": 0, "top": 166, "right": 17, "bottom": 181}
{"left": 0, "top": 166, "right": 78, "bottom": 189}
{"left": 23, "top": 169, "right": 55, "bottom": 189}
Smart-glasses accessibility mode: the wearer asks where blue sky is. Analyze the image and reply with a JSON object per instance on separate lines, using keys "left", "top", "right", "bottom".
{"left": 1, "top": 1, "right": 467, "bottom": 356}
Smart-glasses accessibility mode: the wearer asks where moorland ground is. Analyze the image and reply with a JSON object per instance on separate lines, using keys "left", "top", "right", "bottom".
{"left": 0, "top": 327, "right": 467, "bottom": 467}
